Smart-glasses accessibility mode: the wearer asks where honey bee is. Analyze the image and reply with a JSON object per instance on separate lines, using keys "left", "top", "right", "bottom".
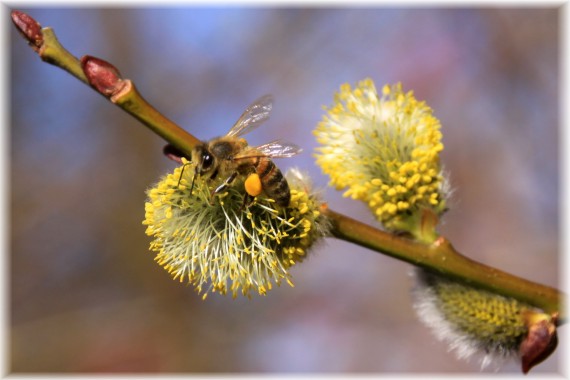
{"left": 181, "top": 95, "right": 302, "bottom": 207}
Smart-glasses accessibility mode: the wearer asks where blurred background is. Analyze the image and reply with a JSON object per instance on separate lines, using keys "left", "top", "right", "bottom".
{"left": 8, "top": 6, "right": 562, "bottom": 374}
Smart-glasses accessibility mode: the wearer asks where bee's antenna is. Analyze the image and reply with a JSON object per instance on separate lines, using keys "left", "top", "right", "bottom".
{"left": 177, "top": 164, "right": 186, "bottom": 188}
{"left": 189, "top": 167, "right": 198, "bottom": 195}
{"left": 177, "top": 162, "right": 193, "bottom": 189}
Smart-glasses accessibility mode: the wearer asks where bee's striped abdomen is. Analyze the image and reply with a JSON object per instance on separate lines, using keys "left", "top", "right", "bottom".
{"left": 257, "top": 158, "right": 290, "bottom": 207}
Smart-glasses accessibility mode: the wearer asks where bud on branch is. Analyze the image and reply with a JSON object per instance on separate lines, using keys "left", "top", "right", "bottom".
{"left": 11, "top": 10, "right": 43, "bottom": 51}
{"left": 81, "top": 56, "right": 126, "bottom": 97}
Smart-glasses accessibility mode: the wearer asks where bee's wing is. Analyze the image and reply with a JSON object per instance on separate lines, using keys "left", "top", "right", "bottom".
{"left": 254, "top": 139, "right": 303, "bottom": 158}
{"left": 227, "top": 95, "right": 273, "bottom": 137}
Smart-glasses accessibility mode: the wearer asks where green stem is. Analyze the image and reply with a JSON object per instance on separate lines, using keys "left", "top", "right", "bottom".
{"left": 111, "top": 81, "right": 200, "bottom": 157}
{"left": 21, "top": 18, "right": 199, "bottom": 156}
{"left": 40, "top": 27, "right": 88, "bottom": 84}
{"left": 324, "top": 208, "right": 565, "bottom": 321}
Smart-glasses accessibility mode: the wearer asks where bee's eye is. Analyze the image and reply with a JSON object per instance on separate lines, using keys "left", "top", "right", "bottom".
{"left": 201, "top": 153, "right": 214, "bottom": 170}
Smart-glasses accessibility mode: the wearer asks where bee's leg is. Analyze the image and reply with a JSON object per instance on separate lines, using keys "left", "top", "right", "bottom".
{"left": 239, "top": 172, "right": 262, "bottom": 210}
{"left": 209, "top": 172, "right": 238, "bottom": 204}
{"left": 240, "top": 194, "right": 254, "bottom": 210}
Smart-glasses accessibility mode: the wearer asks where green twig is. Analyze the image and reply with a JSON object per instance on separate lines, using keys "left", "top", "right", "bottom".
{"left": 11, "top": 10, "right": 200, "bottom": 157}
{"left": 41, "top": 27, "right": 88, "bottom": 83}
{"left": 324, "top": 208, "right": 564, "bottom": 321}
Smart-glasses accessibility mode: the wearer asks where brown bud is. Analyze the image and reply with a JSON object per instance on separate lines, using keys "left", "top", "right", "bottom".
{"left": 80, "top": 55, "right": 124, "bottom": 97}
{"left": 163, "top": 144, "right": 187, "bottom": 164}
{"left": 520, "top": 313, "right": 558, "bottom": 374}
{"left": 11, "top": 10, "right": 43, "bottom": 50}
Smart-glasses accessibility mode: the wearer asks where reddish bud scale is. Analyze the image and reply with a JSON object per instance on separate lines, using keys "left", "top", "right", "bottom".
{"left": 11, "top": 10, "right": 43, "bottom": 50}
{"left": 163, "top": 144, "right": 187, "bottom": 164}
{"left": 80, "top": 55, "right": 124, "bottom": 97}
{"left": 520, "top": 314, "right": 559, "bottom": 374}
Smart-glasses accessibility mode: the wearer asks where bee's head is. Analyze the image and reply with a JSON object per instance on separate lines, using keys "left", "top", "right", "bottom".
{"left": 188, "top": 144, "right": 216, "bottom": 196}
{"left": 191, "top": 144, "right": 216, "bottom": 176}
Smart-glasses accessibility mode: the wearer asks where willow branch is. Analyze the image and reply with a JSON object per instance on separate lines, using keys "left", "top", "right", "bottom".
{"left": 11, "top": 10, "right": 199, "bottom": 157}
{"left": 12, "top": 10, "right": 564, "bottom": 322}
{"left": 323, "top": 207, "right": 564, "bottom": 321}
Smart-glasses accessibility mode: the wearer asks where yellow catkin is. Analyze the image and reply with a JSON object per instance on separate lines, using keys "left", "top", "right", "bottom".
{"left": 413, "top": 269, "right": 531, "bottom": 367}
{"left": 314, "top": 78, "right": 447, "bottom": 232}
{"left": 143, "top": 167, "right": 328, "bottom": 299}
